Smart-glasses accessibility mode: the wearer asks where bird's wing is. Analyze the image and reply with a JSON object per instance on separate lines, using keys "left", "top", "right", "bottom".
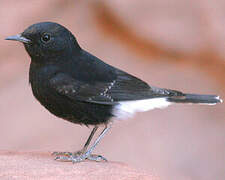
{"left": 105, "top": 70, "right": 183, "bottom": 101}
{"left": 49, "top": 73, "right": 118, "bottom": 105}
{"left": 49, "top": 72, "right": 183, "bottom": 105}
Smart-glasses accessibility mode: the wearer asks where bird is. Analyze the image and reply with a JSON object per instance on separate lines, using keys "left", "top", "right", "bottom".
{"left": 5, "top": 22, "right": 222, "bottom": 163}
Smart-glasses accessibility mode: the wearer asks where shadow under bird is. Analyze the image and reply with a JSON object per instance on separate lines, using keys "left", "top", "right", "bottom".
{"left": 5, "top": 22, "right": 222, "bottom": 163}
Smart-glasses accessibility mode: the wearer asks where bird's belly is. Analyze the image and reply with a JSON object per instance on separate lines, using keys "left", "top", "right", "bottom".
{"left": 31, "top": 83, "right": 113, "bottom": 125}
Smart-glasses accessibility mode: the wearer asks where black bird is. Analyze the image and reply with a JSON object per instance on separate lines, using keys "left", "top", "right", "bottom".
{"left": 5, "top": 22, "right": 222, "bottom": 163}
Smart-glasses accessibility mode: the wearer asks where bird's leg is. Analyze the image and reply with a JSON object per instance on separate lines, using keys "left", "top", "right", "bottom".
{"left": 85, "top": 124, "right": 111, "bottom": 162}
{"left": 52, "top": 126, "right": 98, "bottom": 157}
{"left": 73, "top": 126, "right": 98, "bottom": 155}
{"left": 54, "top": 124, "right": 112, "bottom": 163}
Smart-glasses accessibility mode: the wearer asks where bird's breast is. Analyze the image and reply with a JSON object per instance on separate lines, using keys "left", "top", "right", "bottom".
{"left": 29, "top": 63, "right": 62, "bottom": 111}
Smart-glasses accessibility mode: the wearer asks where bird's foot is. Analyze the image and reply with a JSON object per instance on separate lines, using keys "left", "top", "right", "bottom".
{"left": 52, "top": 150, "right": 83, "bottom": 157}
{"left": 51, "top": 151, "right": 73, "bottom": 156}
{"left": 86, "top": 154, "right": 107, "bottom": 162}
{"left": 52, "top": 151, "right": 107, "bottom": 163}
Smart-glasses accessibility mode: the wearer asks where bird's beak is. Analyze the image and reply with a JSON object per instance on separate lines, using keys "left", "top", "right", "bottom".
{"left": 5, "top": 34, "right": 30, "bottom": 44}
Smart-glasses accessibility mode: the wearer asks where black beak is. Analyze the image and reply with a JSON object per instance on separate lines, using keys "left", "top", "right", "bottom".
{"left": 5, "top": 34, "right": 30, "bottom": 44}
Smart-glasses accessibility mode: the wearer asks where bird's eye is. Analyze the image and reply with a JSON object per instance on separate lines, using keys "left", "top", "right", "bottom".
{"left": 41, "top": 34, "right": 51, "bottom": 43}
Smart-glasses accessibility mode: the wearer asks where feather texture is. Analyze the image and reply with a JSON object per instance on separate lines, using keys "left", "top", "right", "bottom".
{"left": 113, "top": 98, "right": 171, "bottom": 119}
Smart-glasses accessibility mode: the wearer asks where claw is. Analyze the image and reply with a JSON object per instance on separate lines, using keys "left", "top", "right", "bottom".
{"left": 87, "top": 154, "right": 107, "bottom": 162}
{"left": 52, "top": 151, "right": 72, "bottom": 156}
{"left": 55, "top": 155, "right": 73, "bottom": 162}
{"left": 52, "top": 150, "right": 107, "bottom": 163}
{"left": 53, "top": 152, "right": 107, "bottom": 163}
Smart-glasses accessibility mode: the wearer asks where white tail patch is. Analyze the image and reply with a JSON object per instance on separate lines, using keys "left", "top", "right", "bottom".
{"left": 113, "top": 98, "right": 171, "bottom": 119}
{"left": 216, "top": 96, "right": 223, "bottom": 103}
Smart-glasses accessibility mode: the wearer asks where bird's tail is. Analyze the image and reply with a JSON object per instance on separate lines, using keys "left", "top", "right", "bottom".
{"left": 167, "top": 93, "right": 222, "bottom": 105}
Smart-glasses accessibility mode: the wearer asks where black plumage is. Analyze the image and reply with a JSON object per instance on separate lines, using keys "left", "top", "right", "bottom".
{"left": 5, "top": 22, "right": 222, "bottom": 162}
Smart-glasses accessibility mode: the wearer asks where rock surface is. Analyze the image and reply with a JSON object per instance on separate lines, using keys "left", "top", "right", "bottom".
{"left": 0, "top": 151, "right": 157, "bottom": 180}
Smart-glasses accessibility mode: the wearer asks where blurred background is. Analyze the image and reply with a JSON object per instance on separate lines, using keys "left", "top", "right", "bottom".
{"left": 0, "top": 0, "right": 224, "bottom": 179}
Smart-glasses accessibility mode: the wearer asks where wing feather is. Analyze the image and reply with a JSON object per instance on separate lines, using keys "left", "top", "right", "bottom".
{"left": 49, "top": 71, "right": 183, "bottom": 105}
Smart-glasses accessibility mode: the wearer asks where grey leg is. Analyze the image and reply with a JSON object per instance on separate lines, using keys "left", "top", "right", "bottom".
{"left": 52, "top": 126, "right": 98, "bottom": 157}
{"left": 83, "top": 126, "right": 98, "bottom": 152}
{"left": 85, "top": 125, "right": 111, "bottom": 156}
{"left": 54, "top": 124, "right": 112, "bottom": 163}
{"left": 84, "top": 125, "right": 111, "bottom": 162}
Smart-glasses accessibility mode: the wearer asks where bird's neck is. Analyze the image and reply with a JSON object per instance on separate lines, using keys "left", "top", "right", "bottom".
{"left": 29, "top": 61, "right": 60, "bottom": 84}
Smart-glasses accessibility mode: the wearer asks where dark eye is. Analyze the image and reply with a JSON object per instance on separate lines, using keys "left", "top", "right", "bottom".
{"left": 41, "top": 34, "right": 51, "bottom": 43}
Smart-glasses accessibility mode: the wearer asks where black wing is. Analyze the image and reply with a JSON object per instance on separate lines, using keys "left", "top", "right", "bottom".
{"left": 49, "top": 70, "right": 183, "bottom": 105}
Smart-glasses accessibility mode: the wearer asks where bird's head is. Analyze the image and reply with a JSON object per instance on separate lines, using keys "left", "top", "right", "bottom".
{"left": 5, "top": 22, "right": 81, "bottom": 63}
